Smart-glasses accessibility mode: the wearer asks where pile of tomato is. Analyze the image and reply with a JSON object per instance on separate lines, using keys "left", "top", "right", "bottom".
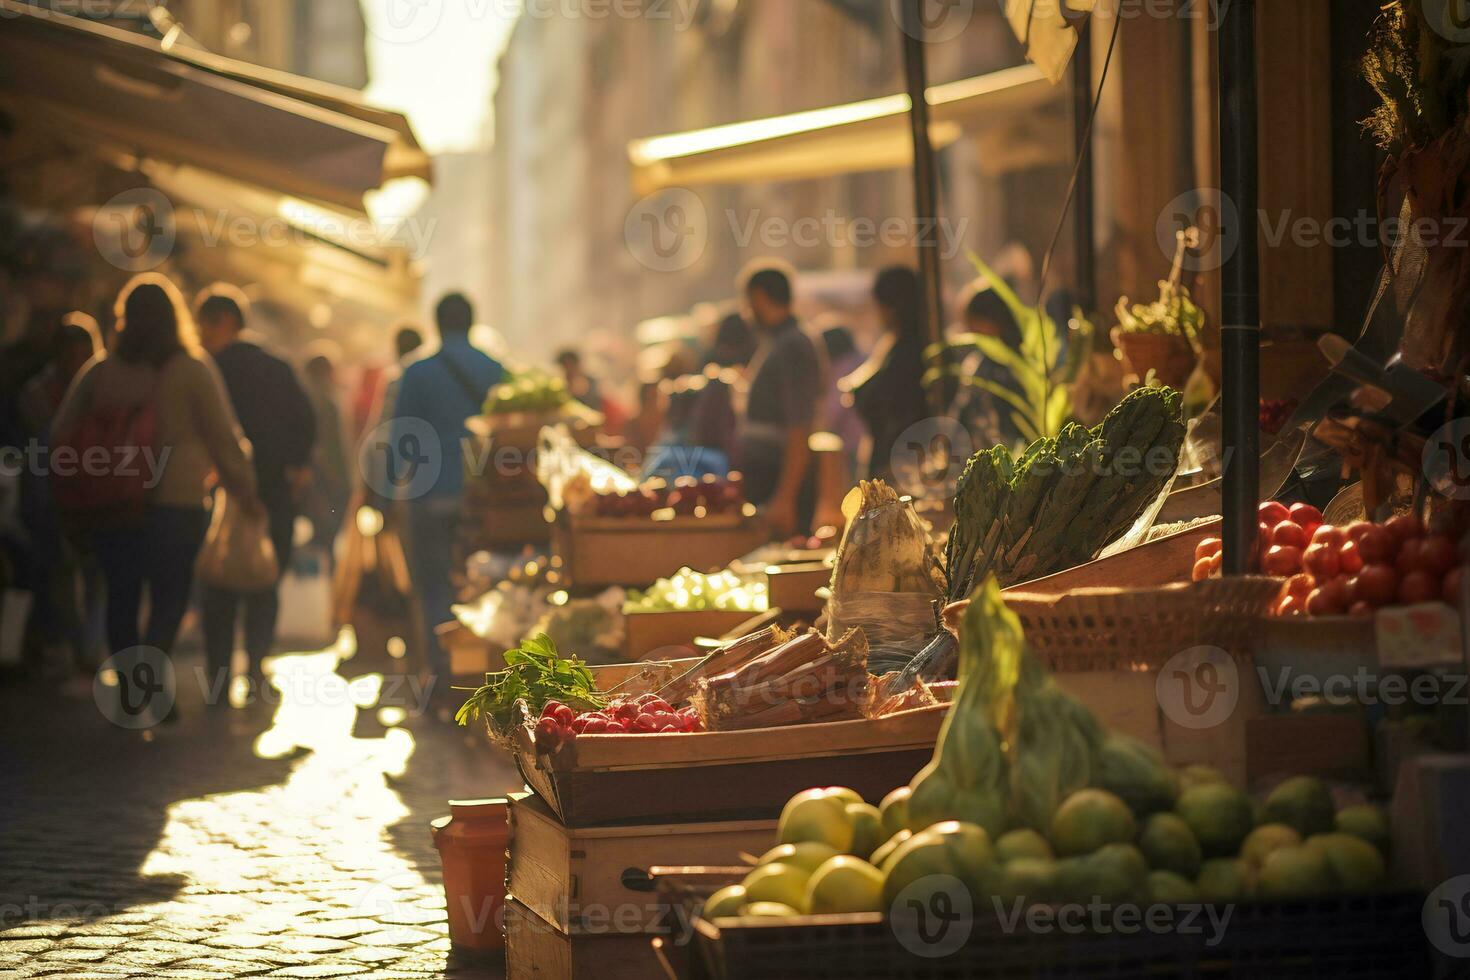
{"left": 533, "top": 694, "right": 705, "bottom": 750}
{"left": 1193, "top": 501, "right": 1464, "bottom": 617}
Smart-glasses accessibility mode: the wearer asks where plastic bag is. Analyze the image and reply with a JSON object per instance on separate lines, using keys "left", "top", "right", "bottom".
{"left": 196, "top": 492, "right": 279, "bottom": 592}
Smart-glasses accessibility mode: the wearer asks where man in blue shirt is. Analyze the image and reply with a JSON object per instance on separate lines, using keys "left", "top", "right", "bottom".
{"left": 388, "top": 293, "right": 503, "bottom": 700}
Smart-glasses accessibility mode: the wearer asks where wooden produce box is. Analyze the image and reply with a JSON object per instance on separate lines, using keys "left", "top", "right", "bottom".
{"left": 763, "top": 561, "right": 830, "bottom": 616}
{"left": 503, "top": 897, "right": 674, "bottom": 980}
{"left": 507, "top": 793, "right": 773, "bottom": 934}
{"left": 621, "top": 609, "right": 767, "bottom": 661}
{"left": 436, "top": 621, "right": 507, "bottom": 680}
{"left": 555, "top": 515, "right": 769, "bottom": 589}
{"left": 512, "top": 705, "right": 946, "bottom": 827}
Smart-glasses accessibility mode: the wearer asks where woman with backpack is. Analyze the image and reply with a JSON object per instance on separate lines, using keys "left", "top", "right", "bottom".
{"left": 52, "top": 273, "right": 257, "bottom": 674}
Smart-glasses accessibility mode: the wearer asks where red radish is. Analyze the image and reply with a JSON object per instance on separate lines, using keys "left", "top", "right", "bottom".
{"left": 1264, "top": 545, "right": 1303, "bottom": 577}
{"left": 1337, "top": 539, "right": 1364, "bottom": 575}
{"left": 1355, "top": 564, "right": 1399, "bottom": 607}
{"left": 659, "top": 724, "right": 680, "bottom": 733}
{"left": 542, "top": 700, "right": 566, "bottom": 719}
{"left": 552, "top": 704, "right": 575, "bottom": 727}
{"left": 1289, "top": 503, "right": 1323, "bottom": 532}
{"left": 1418, "top": 536, "right": 1458, "bottom": 577}
{"left": 1302, "top": 543, "right": 1340, "bottom": 579}
{"left": 633, "top": 713, "right": 658, "bottom": 733}
{"left": 1259, "top": 501, "right": 1290, "bottom": 526}
{"left": 1272, "top": 521, "right": 1309, "bottom": 550}
{"left": 1384, "top": 514, "right": 1423, "bottom": 546}
{"left": 1355, "top": 526, "right": 1394, "bottom": 563}
{"left": 1399, "top": 571, "right": 1440, "bottom": 606}
{"left": 582, "top": 718, "right": 608, "bottom": 734}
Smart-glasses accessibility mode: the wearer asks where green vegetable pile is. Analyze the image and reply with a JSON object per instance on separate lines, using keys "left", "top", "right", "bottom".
{"left": 483, "top": 369, "right": 571, "bottom": 416}
{"left": 455, "top": 633, "right": 604, "bottom": 731}
{"left": 944, "top": 385, "right": 1186, "bottom": 598}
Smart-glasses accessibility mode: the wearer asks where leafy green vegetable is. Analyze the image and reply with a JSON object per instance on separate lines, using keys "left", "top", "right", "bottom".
{"left": 924, "top": 251, "right": 1082, "bottom": 444}
{"left": 1115, "top": 279, "right": 1204, "bottom": 353}
{"left": 454, "top": 633, "right": 604, "bottom": 730}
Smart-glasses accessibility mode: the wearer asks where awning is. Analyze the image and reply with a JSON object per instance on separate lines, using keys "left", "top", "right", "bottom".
{"left": 627, "top": 64, "right": 1063, "bottom": 196}
{"left": 0, "top": 1, "right": 429, "bottom": 213}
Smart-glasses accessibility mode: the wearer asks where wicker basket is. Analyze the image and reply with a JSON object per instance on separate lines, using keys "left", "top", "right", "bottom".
{"left": 944, "top": 577, "right": 1281, "bottom": 672}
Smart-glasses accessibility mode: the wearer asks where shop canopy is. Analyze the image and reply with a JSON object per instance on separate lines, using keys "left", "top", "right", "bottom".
{"left": 0, "top": 0, "right": 430, "bottom": 214}
{"left": 626, "top": 64, "right": 1062, "bottom": 196}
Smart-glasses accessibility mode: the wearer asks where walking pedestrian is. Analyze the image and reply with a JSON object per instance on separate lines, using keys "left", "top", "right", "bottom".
{"left": 194, "top": 284, "right": 316, "bottom": 700}
{"left": 51, "top": 274, "right": 257, "bottom": 703}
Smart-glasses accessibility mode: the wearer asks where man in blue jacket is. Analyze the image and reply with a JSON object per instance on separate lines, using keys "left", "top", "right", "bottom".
{"left": 388, "top": 293, "right": 503, "bottom": 704}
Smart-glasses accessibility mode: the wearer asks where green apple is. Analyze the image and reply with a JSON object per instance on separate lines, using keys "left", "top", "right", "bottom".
{"left": 778, "top": 789, "right": 855, "bottom": 852}
{"left": 741, "top": 862, "right": 810, "bottom": 912}
{"left": 806, "top": 856, "right": 885, "bottom": 914}
{"left": 756, "top": 842, "right": 839, "bottom": 875}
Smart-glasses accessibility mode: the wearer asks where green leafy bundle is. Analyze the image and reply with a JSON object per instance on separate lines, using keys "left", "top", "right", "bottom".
{"left": 943, "top": 385, "right": 1185, "bottom": 598}
{"left": 1115, "top": 280, "right": 1205, "bottom": 352}
{"left": 925, "top": 253, "right": 1091, "bottom": 445}
{"left": 455, "top": 633, "right": 604, "bottom": 730}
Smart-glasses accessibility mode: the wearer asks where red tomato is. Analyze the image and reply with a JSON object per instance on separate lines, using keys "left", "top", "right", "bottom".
{"left": 1195, "top": 537, "right": 1223, "bottom": 562}
{"left": 1355, "top": 564, "right": 1400, "bottom": 607}
{"left": 1276, "top": 594, "right": 1306, "bottom": 617}
{"left": 1345, "top": 522, "right": 1374, "bottom": 544}
{"left": 1310, "top": 524, "right": 1346, "bottom": 549}
{"left": 1355, "top": 526, "right": 1394, "bottom": 564}
{"left": 1399, "top": 570, "right": 1441, "bottom": 606}
{"left": 1257, "top": 522, "right": 1273, "bottom": 558}
{"left": 1191, "top": 557, "right": 1213, "bottom": 582}
{"left": 1285, "top": 573, "right": 1315, "bottom": 598}
{"left": 1337, "top": 539, "right": 1364, "bottom": 575}
{"left": 1321, "top": 575, "right": 1354, "bottom": 611}
{"left": 1272, "top": 521, "right": 1309, "bottom": 550}
{"left": 1418, "top": 535, "right": 1459, "bottom": 577}
{"left": 1263, "top": 545, "right": 1303, "bottom": 577}
{"left": 1259, "top": 501, "right": 1290, "bottom": 527}
{"left": 1305, "top": 587, "right": 1343, "bottom": 617}
{"left": 1445, "top": 568, "right": 1463, "bottom": 605}
{"left": 1289, "top": 503, "right": 1323, "bottom": 532}
{"left": 1384, "top": 514, "right": 1424, "bottom": 546}
{"left": 1348, "top": 601, "right": 1374, "bottom": 618}
{"left": 1396, "top": 539, "right": 1425, "bottom": 575}
{"left": 1302, "top": 543, "right": 1340, "bottom": 579}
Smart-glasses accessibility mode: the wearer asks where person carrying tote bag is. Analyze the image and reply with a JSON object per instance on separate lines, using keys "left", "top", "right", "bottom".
{"left": 52, "top": 274, "right": 257, "bottom": 699}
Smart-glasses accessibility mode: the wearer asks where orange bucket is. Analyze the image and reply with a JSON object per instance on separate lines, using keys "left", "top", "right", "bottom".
{"left": 431, "top": 798, "right": 510, "bottom": 951}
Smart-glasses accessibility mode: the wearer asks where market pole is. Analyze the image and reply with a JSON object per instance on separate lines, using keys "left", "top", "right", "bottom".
{"left": 899, "top": 1, "right": 949, "bottom": 418}
{"left": 1070, "top": 31, "right": 1095, "bottom": 313}
{"left": 1217, "top": 0, "right": 1260, "bottom": 574}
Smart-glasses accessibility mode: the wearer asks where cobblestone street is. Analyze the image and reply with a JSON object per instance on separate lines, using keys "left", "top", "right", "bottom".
{"left": 0, "top": 637, "right": 521, "bottom": 979}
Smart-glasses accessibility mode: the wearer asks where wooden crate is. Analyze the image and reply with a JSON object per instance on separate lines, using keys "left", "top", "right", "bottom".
{"left": 436, "top": 622, "right": 508, "bottom": 679}
{"left": 555, "top": 516, "right": 769, "bottom": 589}
{"left": 621, "top": 609, "right": 766, "bottom": 661}
{"left": 503, "top": 898, "right": 673, "bottom": 980}
{"left": 507, "top": 794, "right": 773, "bottom": 934}
{"left": 763, "top": 562, "right": 830, "bottom": 616}
{"left": 511, "top": 705, "right": 945, "bottom": 827}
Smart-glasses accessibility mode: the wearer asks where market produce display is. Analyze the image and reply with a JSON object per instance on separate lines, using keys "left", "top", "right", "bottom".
{"left": 943, "top": 385, "right": 1187, "bottom": 599}
{"left": 483, "top": 369, "right": 571, "bottom": 415}
{"left": 531, "top": 693, "right": 705, "bottom": 751}
{"left": 694, "top": 628, "right": 871, "bottom": 731}
{"left": 624, "top": 567, "right": 768, "bottom": 613}
{"left": 706, "top": 579, "right": 1391, "bottom": 922}
{"left": 455, "top": 633, "right": 603, "bottom": 731}
{"left": 1220, "top": 501, "right": 1465, "bottom": 617}
{"left": 589, "top": 474, "right": 746, "bottom": 519}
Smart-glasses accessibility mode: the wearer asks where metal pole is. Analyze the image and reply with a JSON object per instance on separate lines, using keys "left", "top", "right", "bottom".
{"left": 1070, "top": 31, "right": 1096, "bottom": 313}
{"left": 1217, "top": 0, "right": 1260, "bottom": 574}
{"left": 900, "top": 1, "right": 949, "bottom": 417}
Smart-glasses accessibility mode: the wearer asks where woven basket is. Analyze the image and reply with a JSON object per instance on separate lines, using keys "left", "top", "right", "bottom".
{"left": 945, "top": 577, "right": 1283, "bottom": 672}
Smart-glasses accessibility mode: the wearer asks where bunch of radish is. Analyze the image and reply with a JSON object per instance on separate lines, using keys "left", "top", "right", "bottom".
{"left": 533, "top": 695, "right": 704, "bottom": 751}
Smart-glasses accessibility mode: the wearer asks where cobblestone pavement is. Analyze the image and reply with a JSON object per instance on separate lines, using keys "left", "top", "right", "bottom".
{"left": 0, "top": 634, "right": 521, "bottom": 979}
